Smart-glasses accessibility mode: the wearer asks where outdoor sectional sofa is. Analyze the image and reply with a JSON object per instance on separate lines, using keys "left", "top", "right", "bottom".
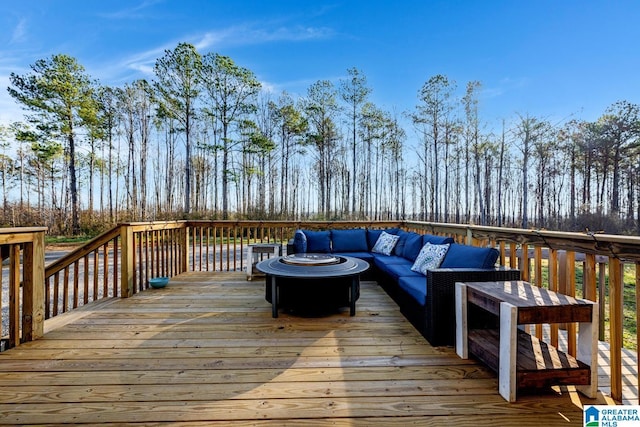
{"left": 287, "top": 227, "right": 520, "bottom": 346}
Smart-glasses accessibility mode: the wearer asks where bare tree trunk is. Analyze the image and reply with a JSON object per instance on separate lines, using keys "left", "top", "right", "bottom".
{"left": 497, "top": 123, "right": 506, "bottom": 227}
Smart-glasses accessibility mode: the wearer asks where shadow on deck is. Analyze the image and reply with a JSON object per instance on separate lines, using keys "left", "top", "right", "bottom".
{"left": 0, "top": 272, "right": 615, "bottom": 425}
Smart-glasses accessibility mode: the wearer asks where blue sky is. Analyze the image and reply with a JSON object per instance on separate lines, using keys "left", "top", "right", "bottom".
{"left": 1, "top": 0, "right": 639, "bottom": 132}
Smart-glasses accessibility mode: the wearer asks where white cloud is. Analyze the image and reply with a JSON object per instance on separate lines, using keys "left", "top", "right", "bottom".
{"left": 98, "top": 0, "right": 165, "bottom": 20}
{"left": 196, "top": 23, "right": 334, "bottom": 51}
{"left": 10, "top": 18, "right": 28, "bottom": 44}
{"left": 96, "top": 22, "right": 335, "bottom": 85}
{"left": 482, "top": 77, "right": 531, "bottom": 99}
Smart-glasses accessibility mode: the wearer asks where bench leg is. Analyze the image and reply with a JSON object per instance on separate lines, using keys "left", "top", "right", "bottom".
{"left": 455, "top": 282, "right": 468, "bottom": 359}
{"left": 577, "top": 302, "right": 599, "bottom": 398}
{"left": 499, "top": 302, "right": 517, "bottom": 402}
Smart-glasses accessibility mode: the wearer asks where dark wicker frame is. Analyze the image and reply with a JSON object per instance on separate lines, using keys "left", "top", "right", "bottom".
{"left": 370, "top": 266, "right": 521, "bottom": 346}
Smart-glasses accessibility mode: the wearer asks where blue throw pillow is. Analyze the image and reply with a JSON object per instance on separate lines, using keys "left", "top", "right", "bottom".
{"left": 403, "top": 232, "right": 424, "bottom": 261}
{"left": 439, "top": 243, "right": 499, "bottom": 269}
{"left": 367, "top": 228, "right": 399, "bottom": 250}
{"left": 292, "top": 229, "right": 307, "bottom": 253}
{"left": 331, "top": 229, "right": 368, "bottom": 252}
{"left": 302, "top": 230, "right": 331, "bottom": 253}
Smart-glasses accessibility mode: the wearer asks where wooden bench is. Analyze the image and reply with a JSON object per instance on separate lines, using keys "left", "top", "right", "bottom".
{"left": 455, "top": 280, "right": 598, "bottom": 402}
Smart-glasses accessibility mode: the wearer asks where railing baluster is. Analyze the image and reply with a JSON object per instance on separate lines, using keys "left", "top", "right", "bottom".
{"left": 566, "top": 251, "right": 577, "bottom": 356}
{"left": 9, "top": 245, "right": 21, "bottom": 347}
{"left": 73, "top": 260, "right": 80, "bottom": 308}
{"left": 609, "top": 257, "right": 624, "bottom": 402}
{"left": 599, "top": 260, "right": 606, "bottom": 341}
{"left": 83, "top": 255, "right": 89, "bottom": 304}
{"left": 53, "top": 272, "right": 60, "bottom": 317}
{"left": 114, "top": 238, "right": 119, "bottom": 298}
{"left": 205, "top": 226, "right": 211, "bottom": 272}
{"left": 219, "top": 226, "right": 224, "bottom": 271}
{"left": 509, "top": 242, "right": 517, "bottom": 269}
{"left": 45, "top": 276, "right": 51, "bottom": 320}
{"left": 143, "top": 231, "right": 150, "bottom": 288}
{"left": 534, "top": 246, "right": 543, "bottom": 338}
{"left": 584, "top": 254, "right": 597, "bottom": 301}
{"left": 225, "top": 226, "right": 230, "bottom": 271}
{"left": 63, "top": 266, "right": 70, "bottom": 312}
{"left": 636, "top": 261, "right": 640, "bottom": 404}
{"left": 520, "top": 243, "right": 530, "bottom": 282}
{"left": 213, "top": 226, "right": 218, "bottom": 272}
{"left": 233, "top": 225, "right": 242, "bottom": 271}
{"left": 93, "top": 250, "right": 99, "bottom": 300}
{"left": 171, "top": 229, "right": 176, "bottom": 275}
{"left": 548, "top": 248, "right": 559, "bottom": 347}
{"left": 102, "top": 243, "right": 109, "bottom": 297}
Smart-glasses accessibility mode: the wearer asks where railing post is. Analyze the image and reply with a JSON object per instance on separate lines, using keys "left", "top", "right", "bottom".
{"left": 181, "top": 224, "right": 190, "bottom": 273}
{"left": 21, "top": 230, "right": 46, "bottom": 342}
{"left": 520, "top": 243, "right": 530, "bottom": 282}
{"left": 609, "top": 257, "right": 623, "bottom": 402}
{"left": 637, "top": 261, "right": 640, "bottom": 404}
{"left": 120, "top": 224, "right": 134, "bottom": 298}
{"left": 598, "top": 261, "right": 607, "bottom": 341}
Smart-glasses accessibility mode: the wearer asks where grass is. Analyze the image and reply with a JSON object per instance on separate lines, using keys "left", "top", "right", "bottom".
{"left": 46, "top": 235, "right": 92, "bottom": 245}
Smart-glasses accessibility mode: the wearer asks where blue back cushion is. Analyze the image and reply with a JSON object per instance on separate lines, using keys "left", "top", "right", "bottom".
{"left": 292, "top": 229, "right": 307, "bottom": 253}
{"left": 302, "top": 230, "right": 331, "bottom": 253}
{"left": 423, "top": 234, "right": 455, "bottom": 245}
{"left": 367, "top": 228, "right": 399, "bottom": 250}
{"left": 402, "top": 232, "right": 424, "bottom": 261}
{"left": 331, "top": 229, "right": 368, "bottom": 252}
{"left": 393, "top": 230, "right": 410, "bottom": 257}
{"left": 439, "top": 243, "right": 499, "bottom": 269}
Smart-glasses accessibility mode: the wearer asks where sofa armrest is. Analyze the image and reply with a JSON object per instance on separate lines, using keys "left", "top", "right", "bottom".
{"left": 424, "top": 267, "right": 521, "bottom": 346}
{"left": 286, "top": 239, "right": 297, "bottom": 255}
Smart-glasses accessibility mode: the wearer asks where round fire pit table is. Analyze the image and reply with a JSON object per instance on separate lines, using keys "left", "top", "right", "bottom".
{"left": 256, "top": 253, "right": 370, "bottom": 318}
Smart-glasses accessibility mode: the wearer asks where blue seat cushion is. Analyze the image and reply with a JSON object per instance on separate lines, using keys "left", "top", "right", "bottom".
{"left": 372, "top": 253, "right": 408, "bottom": 265}
{"left": 375, "top": 258, "right": 415, "bottom": 280}
{"left": 423, "top": 234, "right": 455, "bottom": 245}
{"left": 366, "top": 228, "right": 399, "bottom": 250}
{"left": 331, "top": 229, "right": 368, "bottom": 252}
{"left": 439, "top": 243, "right": 499, "bottom": 269}
{"left": 398, "top": 276, "right": 427, "bottom": 305}
{"left": 302, "top": 230, "right": 331, "bottom": 253}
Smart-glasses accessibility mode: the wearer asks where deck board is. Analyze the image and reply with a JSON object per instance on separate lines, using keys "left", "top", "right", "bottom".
{"left": 0, "top": 272, "right": 612, "bottom": 425}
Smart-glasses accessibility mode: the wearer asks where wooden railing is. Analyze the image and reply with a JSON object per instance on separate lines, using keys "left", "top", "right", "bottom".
{"left": 406, "top": 220, "right": 640, "bottom": 403}
{"left": 2, "top": 219, "right": 639, "bottom": 403}
{"left": 0, "top": 227, "right": 46, "bottom": 349}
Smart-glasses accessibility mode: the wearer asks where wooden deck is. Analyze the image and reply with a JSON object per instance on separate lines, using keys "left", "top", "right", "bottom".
{"left": 0, "top": 272, "right": 614, "bottom": 426}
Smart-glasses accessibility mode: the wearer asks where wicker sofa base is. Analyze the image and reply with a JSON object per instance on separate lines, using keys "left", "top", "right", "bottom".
{"left": 376, "top": 266, "right": 521, "bottom": 346}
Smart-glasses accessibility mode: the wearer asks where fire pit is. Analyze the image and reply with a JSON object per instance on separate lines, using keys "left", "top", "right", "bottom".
{"left": 256, "top": 254, "right": 369, "bottom": 318}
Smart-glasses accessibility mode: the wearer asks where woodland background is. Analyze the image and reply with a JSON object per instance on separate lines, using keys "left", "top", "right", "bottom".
{"left": 2, "top": 42, "right": 639, "bottom": 236}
